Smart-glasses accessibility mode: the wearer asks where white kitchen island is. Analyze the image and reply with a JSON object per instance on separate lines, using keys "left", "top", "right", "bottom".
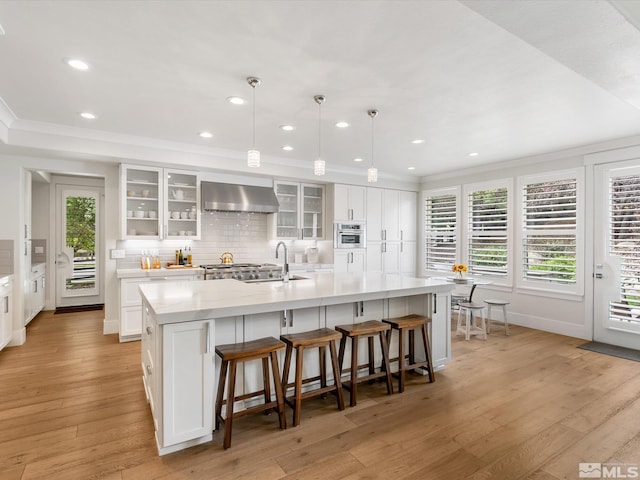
{"left": 139, "top": 272, "right": 453, "bottom": 455}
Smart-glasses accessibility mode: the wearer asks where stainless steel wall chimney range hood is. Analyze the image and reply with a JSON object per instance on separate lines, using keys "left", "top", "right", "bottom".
{"left": 201, "top": 181, "right": 280, "bottom": 213}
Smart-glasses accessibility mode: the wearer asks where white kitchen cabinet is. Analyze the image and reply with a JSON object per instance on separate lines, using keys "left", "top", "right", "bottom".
{"left": 399, "top": 190, "right": 417, "bottom": 242}
{"left": 120, "top": 274, "right": 203, "bottom": 342}
{"left": 366, "top": 188, "right": 417, "bottom": 275}
{"left": 25, "top": 263, "right": 45, "bottom": 326}
{"left": 272, "top": 181, "right": 325, "bottom": 240}
{"left": 333, "top": 250, "right": 366, "bottom": 273}
{"left": 120, "top": 164, "right": 200, "bottom": 240}
{"left": 142, "top": 302, "right": 215, "bottom": 455}
{"left": 429, "top": 291, "right": 451, "bottom": 370}
{"left": 334, "top": 184, "right": 366, "bottom": 222}
{"left": 0, "top": 276, "right": 13, "bottom": 350}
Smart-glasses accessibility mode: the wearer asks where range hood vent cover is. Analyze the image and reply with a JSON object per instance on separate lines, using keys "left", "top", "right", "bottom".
{"left": 201, "top": 181, "right": 280, "bottom": 213}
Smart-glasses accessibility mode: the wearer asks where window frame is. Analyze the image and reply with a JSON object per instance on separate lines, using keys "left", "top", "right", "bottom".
{"left": 516, "top": 169, "right": 585, "bottom": 298}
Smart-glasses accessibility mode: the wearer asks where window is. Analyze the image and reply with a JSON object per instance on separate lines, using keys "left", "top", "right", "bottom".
{"left": 424, "top": 189, "right": 458, "bottom": 273}
{"left": 522, "top": 178, "right": 577, "bottom": 284}
{"left": 467, "top": 186, "right": 509, "bottom": 277}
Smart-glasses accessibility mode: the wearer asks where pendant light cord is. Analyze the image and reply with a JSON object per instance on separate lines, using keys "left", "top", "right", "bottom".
{"left": 318, "top": 101, "right": 322, "bottom": 161}
{"left": 371, "top": 114, "right": 375, "bottom": 168}
{"left": 252, "top": 85, "right": 256, "bottom": 149}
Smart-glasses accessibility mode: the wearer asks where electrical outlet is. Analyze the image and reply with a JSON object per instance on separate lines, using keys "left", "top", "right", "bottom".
{"left": 110, "top": 249, "right": 125, "bottom": 259}
{"left": 35, "top": 246, "right": 44, "bottom": 254}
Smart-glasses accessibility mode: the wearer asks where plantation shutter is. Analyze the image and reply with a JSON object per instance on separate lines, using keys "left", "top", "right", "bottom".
{"left": 468, "top": 188, "right": 508, "bottom": 276}
{"left": 425, "top": 193, "right": 457, "bottom": 272}
{"left": 609, "top": 174, "right": 640, "bottom": 324}
{"left": 522, "top": 179, "right": 577, "bottom": 284}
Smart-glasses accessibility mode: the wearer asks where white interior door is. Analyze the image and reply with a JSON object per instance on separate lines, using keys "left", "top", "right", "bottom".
{"left": 56, "top": 185, "right": 103, "bottom": 307}
{"left": 593, "top": 161, "right": 640, "bottom": 349}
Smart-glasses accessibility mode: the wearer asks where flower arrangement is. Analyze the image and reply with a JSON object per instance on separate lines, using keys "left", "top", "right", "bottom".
{"left": 452, "top": 263, "right": 468, "bottom": 278}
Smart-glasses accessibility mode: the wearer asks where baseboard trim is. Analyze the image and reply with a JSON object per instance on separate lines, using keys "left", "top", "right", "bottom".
{"left": 103, "top": 317, "right": 119, "bottom": 335}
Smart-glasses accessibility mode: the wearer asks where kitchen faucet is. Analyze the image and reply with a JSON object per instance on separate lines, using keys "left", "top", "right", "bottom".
{"left": 275, "top": 241, "right": 289, "bottom": 282}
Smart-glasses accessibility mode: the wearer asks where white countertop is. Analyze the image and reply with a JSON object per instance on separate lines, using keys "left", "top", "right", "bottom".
{"left": 139, "top": 272, "right": 453, "bottom": 324}
{"left": 117, "top": 267, "right": 204, "bottom": 279}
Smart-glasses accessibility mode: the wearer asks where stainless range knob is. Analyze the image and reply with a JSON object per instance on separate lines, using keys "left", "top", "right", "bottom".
{"left": 236, "top": 274, "right": 243, "bottom": 280}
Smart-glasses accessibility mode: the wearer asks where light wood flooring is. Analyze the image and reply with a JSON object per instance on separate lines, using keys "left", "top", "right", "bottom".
{"left": 1, "top": 310, "right": 640, "bottom": 480}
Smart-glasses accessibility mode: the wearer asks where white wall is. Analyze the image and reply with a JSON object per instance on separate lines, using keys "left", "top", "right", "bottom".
{"left": 419, "top": 144, "right": 640, "bottom": 341}
{"left": 0, "top": 154, "right": 119, "bottom": 343}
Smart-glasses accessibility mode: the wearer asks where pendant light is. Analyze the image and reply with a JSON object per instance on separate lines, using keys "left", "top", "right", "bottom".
{"left": 367, "top": 109, "right": 379, "bottom": 183}
{"left": 247, "top": 76, "right": 261, "bottom": 168}
{"left": 314, "top": 95, "right": 326, "bottom": 176}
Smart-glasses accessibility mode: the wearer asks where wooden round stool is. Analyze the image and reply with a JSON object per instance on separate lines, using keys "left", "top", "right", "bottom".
{"left": 382, "top": 314, "right": 435, "bottom": 393}
{"left": 456, "top": 302, "right": 487, "bottom": 341}
{"left": 485, "top": 299, "right": 510, "bottom": 335}
{"left": 335, "top": 320, "right": 394, "bottom": 407}
{"left": 280, "top": 328, "right": 345, "bottom": 427}
{"left": 215, "top": 336, "right": 287, "bottom": 449}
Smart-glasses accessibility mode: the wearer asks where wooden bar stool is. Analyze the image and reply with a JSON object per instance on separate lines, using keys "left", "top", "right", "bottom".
{"left": 485, "top": 299, "right": 510, "bottom": 335}
{"left": 280, "top": 328, "right": 345, "bottom": 427}
{"left": 382, "top": 314, "right": 435, "bottom": 392}
{"left": 215, "top": 337, "right": 286, "bottom": 449}
{"left": 456, "top": 302, "right": 487, "bottom": 341}
{"left": 335, "top": 320, "right": 394, "bottom": 407}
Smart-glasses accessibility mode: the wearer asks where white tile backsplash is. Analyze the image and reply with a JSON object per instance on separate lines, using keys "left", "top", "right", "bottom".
{"left": 116, "top": 211, "right": 332, "bottom": 268}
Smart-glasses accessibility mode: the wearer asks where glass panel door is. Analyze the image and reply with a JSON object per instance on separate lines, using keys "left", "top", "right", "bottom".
{"left": 57, "top": 188, "right": 100, "bottom": 300}
{"left": 594, "top": 161, "right": 640, "bottom": 348}
{"left": 302, "top": 184, "right": 323, "bottom": 239}
{"left": 275, "top": 182, "right": 299, "bottom": 238}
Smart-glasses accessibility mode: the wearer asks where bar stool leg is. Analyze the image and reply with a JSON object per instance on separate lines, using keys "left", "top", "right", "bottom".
{"left": 465, "top": 309, "right": 471, "bottom": 341}
{"left": 319, "top": 345, "right": 327, "bottom": 390}
{"left": 420, "top": 322, "right": 435, "bottom": 383}
{"left": 269, "top": 351, "right": 287, "bottom": 430}
{"left": 215, "top": 359, "right": 228, "bottom": 430}
{"left": 478, "top": 309, "right": 487, "bottom": 340}
{"left": 379, "top": 331, "right": 394, "bottom": 395}
{"left": 223, "top": 359, "right": 238, "bottom": 449}
{"left": 292, "top": 345, "right": 304, "bottom": 426}
{"left": 350, "top": 336, "right": 358, "bottom": 407}
{"left": 397, "top": 327, "right": 406, "bottom": 393}
{"left": 328, "top": 340, "right": 345, "bottom": 411}
{"left": 282, "top": 344, "right": 293, "bottom": 395}
{"left": 367, "top": 336, "right": 375, "bottom": 376}
{"left": 262, "top": 357, "right": 272, "bottom": 414}
{"left": 492, "top": 307, "right": 496, "bottom": 334}
{"left": 503, "top": 305, "right": 510, "bottom": 335}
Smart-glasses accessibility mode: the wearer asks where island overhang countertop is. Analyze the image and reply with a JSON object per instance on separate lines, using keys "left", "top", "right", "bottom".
{"left": 139, "top": 272, "right": 454, "bottom": 325}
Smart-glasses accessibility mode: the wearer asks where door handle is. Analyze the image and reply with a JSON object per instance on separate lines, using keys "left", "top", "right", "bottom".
{"left": 282, "top": 309, "right": 288, "bottom": 327}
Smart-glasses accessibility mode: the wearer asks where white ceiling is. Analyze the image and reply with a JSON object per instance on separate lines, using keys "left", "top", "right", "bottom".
{"left": 1, "top": 0, "right": 640, "bottom": 180}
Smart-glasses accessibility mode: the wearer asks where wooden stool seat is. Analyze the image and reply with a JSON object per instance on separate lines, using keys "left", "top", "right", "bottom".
{"left": 383, "top": 314, "right": 435, "bottom": 392}
{"left": 335, "top": 320, "right": 393, "bottom": 407}
{"left": 280, "top": 328, "right": 345, "bottom": 426}
{"left": 456, "top": 302, "right": 487, "bottom": 341}
{"left": 215, "top": 336, "right": 286, "bottom": 449}
{"left": 485, "top": 299, "right": 510, "bottom": 335}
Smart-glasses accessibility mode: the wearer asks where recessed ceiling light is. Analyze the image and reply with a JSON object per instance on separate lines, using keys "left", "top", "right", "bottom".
{"left": 279, "top": 125, "right": 295, "bottom": 131}
{"left": 469, "top": 152, "right": 479, "bottom": 157}
{"left": 408, "top": 167, "right": 416, "bottom": 170}
{"left": 335, "top": 121, "right": 350, "bottom": 128}
{"left": 199, "top": 131, "right": 213, "bottom": 138}
{"left": 79, "top": 112, "right": 96, "bottom": 120}
{"left": 411, "top": 139, "right": 425, "bottom": 144}
{"left": 66, "top": 58, "right": 90, "bottom": 71}
{"left": 282, "top": 145, "right": 293, "bottom": 151}
{"left": 353, "top": 158, "right": 363, "bottom": 163}
{"left": 227, "top": 96, "right": 245, "bottom": 105}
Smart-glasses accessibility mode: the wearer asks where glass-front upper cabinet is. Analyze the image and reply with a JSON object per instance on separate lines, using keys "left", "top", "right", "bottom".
{"left": 273, "top": 181, "right": 324, "bottom": 240}
{"left": 120, "top": 164, "right": 200, "bottom": 240}
{"left": 164, "top": 169, "right": 200, "bottom": 240}
{"left": 121, "top": 165, "right": 162, "bottom": 239}
{"left": 302, "top": 184, "right": 324, "bottom": 239}
{"left": 274, "top": 182, "right": 299, "bottom": 238}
